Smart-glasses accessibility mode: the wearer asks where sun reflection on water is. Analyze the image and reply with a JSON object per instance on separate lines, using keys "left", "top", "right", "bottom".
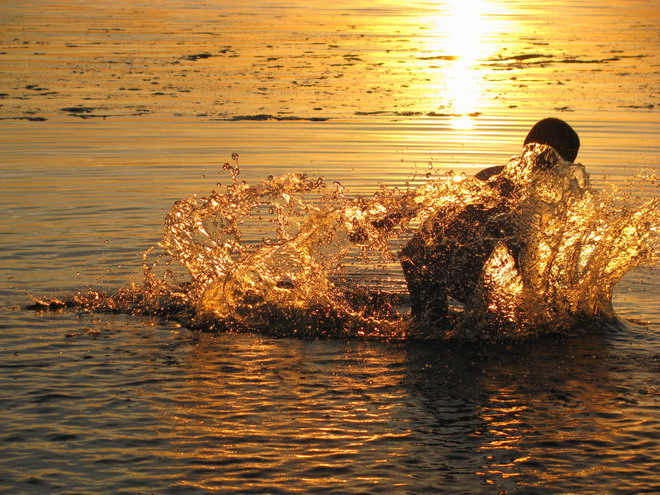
{"left": 422, "top": 0, "right": 509, "bottom": 130}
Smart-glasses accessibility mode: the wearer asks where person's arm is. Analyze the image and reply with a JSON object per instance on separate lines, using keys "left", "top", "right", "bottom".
{"left": 474, "top": 165, "right": 504, "bottom": 181}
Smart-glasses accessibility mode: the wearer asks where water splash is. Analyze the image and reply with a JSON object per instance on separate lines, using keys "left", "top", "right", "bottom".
{"left": 451, "top": 146, "right": 658, "bottom": 339}
{"left": 31, "top": 146, "right": 658, "bottom": 340}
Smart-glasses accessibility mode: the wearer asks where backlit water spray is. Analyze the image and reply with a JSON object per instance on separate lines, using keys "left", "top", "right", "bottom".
{"left": 32, "top": 146, "right": 658, "bottom": 340}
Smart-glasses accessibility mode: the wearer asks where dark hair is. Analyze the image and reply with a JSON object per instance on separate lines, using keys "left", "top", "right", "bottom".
{"left": 524, "top": 118, "right": 580, "bottom": 162}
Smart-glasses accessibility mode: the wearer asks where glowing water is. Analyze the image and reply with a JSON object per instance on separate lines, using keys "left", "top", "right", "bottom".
{"left": 33, "top": 145, "right": 658, "bottom": 340}
{"left": 453, "top": 145, "right": 658, "bottom": 339}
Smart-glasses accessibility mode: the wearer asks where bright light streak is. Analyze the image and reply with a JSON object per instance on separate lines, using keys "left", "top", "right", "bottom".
{"left": 423, "top": 0, "right": 506, "bottom": 130}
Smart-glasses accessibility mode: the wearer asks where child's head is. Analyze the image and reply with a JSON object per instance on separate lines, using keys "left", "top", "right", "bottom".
{"left": 524, "top": 118, "right": 580, "bottom": 163}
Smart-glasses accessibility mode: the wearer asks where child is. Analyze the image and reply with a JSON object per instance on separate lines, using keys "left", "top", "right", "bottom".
{"left": 399, "top": 118, "right": 581, "bottom": 326}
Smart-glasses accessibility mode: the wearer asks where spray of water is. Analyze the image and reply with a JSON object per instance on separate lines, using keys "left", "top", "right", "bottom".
{"left": 31, "top": 145, "right": 658, "bottom": 340}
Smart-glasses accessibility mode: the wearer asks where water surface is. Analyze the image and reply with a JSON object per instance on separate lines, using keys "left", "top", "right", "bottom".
{"left": 1, "top": 0, "right": 658, "bottom": 493}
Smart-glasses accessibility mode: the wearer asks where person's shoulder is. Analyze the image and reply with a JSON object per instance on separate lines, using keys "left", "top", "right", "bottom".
{"left": 474, "top": 165, "right": 504, "bottom": 181}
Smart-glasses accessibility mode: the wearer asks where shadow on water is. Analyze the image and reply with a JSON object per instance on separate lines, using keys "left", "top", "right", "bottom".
{"left": 113, "top": 315, "right": 656, "bottom": 494}
{"left": 6, "top": 291, "right": 659, "bottom": 493}
{"left": 399, "top": 320, "right": 657, "bottom": 493}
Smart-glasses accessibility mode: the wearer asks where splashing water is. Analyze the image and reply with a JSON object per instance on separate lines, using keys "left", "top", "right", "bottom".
{"left": 449, "top": 145, "right": 658, "bottom": 339}
{"left": 32, "top": 145, "right": 658, "bottom": 340}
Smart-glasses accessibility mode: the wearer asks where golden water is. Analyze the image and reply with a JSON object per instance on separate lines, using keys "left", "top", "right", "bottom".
{"left": 1, "top": 0, "right": 659, "bottom": 493}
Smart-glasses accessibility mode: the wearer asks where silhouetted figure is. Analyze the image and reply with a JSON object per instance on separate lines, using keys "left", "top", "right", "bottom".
{"left": 399, "top": 118, "right": 581, "bottom": 327}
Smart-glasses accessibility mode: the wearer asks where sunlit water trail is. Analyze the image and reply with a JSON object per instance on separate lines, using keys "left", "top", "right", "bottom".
{"left": 31, "top": 145, "right": 658, "bottom": 341}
